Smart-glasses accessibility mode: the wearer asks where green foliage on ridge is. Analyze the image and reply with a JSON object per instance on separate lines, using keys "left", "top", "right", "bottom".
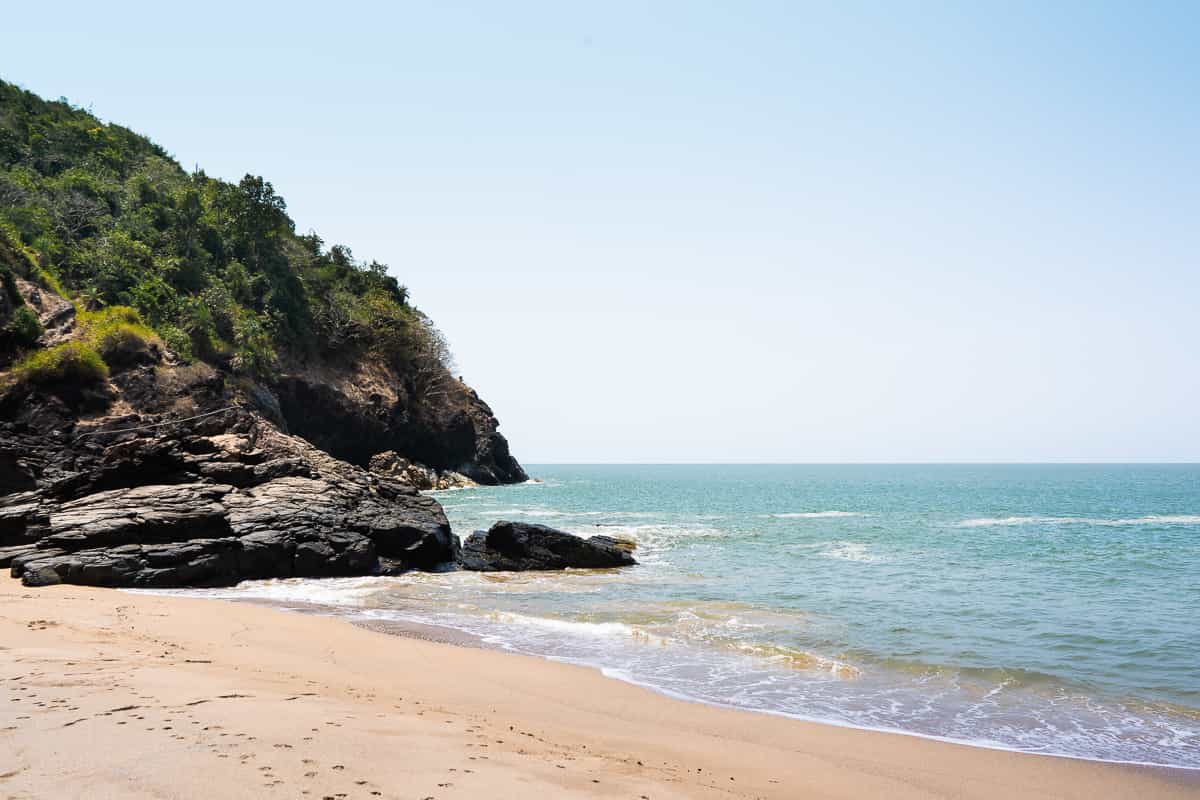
{"left": 11, "top": 339, "right": 108, "bottom": 386}
{"left": 5, "top": 306, "right": 41, "bottom": 346}
{"left": 76, "top": 306, "right": 160, "bottom": 367}
{"left": 0, "top": 78, "right": 448, "bottom": 380}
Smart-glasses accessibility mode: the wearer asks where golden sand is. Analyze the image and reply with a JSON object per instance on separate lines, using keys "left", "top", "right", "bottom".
{"left": 1, "top": 579, "right": 1195, "bottom": 799}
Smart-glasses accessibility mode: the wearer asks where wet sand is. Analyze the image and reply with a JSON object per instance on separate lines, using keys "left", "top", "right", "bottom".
{"left": 1, "top": 579, "right": 1196, "bottom": 799}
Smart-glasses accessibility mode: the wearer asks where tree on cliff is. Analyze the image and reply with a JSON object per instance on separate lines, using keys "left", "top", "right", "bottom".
{"left": 408, "top": 313, "right": 456, "bottom": 401}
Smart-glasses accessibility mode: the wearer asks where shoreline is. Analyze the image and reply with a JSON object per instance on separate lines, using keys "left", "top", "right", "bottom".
{"left": 180, "top": 587, "right": 1200, "bottom": 777}
{"left": 214, "top": 593, "right": 1200, "bottom": 774}
{"left": 3, "top": 580, "right": 1197, "bottom": 799}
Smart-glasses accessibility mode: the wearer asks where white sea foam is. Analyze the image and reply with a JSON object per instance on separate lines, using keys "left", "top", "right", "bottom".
{"left": 474, "top": 508, "right": 663, "bottom": 521}
{"left": 957, "top": 516, "right": 1063, "bottom": 528}
{"left": 819, "top": 541, "right": 881, "bottom": 563}
{"left": 788, "top": 541, "right": 884, "bottom": 563}
{"left": 957, "top": 514, "right": 1200, "bottom": 528}
{"left": 486, "top": 611, "right": 654, "bottom": 642}
{"left": 566, "top": 522, "right": 726, "bottom": 557}
{"left": 579, "top": 510, "right": 662, "bottom": 519}
{"left": 133, "top": 576, "right": 390, "bottom": 607}
{"left": 481, "top": 507, "right": 566, "bottom": 517}
{"left": 759, "top": 511, "right": 870, "bottom": 519}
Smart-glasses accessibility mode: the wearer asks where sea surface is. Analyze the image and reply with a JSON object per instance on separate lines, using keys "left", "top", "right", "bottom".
{"left": 175, "top": 464, "right": 1200, "bottom": 768}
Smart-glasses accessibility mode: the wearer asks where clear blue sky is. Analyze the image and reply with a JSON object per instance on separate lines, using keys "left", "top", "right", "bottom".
{"left": 5, "top": 1, "right": 1198, "bottom": 462}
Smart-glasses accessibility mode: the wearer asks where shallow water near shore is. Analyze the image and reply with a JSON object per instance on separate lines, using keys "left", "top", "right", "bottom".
{"left": 165, "top": 464, "right": 1200, "bottom": 768}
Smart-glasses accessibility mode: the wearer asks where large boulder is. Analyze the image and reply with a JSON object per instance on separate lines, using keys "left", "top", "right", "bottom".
{"left": 460, "top": 521, "right": 636, "bottom": 572}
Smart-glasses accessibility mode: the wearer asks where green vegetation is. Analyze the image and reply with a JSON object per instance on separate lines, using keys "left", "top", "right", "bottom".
{"left": 0, "top": 79, "right": 451, "bottom": 381}
{"left": 5, "top": 305, "right": 41, "bottom": 346}
{"left": 0, "top": 229, "right": 43, "bottom": 351}
{"left": 4, "top": 304, "right": 157, "bottom": 388}
{"left": 76, "top": 306, "right": 159, "bottom": 366}
{"left": 11, "top": 340, "right": 108, "bottom": 386}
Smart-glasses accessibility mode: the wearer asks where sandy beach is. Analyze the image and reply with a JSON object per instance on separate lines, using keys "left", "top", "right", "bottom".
{"left": 1, "top": 579, "right": 1195, "bottom": 800}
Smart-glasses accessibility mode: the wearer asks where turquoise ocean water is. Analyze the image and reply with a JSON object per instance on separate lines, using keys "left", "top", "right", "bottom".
{"left": 186, "top": 465, "right": 1200, "bottom": 767}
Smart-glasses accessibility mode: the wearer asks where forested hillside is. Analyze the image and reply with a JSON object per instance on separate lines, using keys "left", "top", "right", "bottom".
{"left": 0, "top": 78, "right": 448, "bottom": 384}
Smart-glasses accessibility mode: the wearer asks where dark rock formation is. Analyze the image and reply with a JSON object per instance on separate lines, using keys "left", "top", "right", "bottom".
{"left": 275, "top": 371, "right": 527, "bottom": 485}
{"left": 0, "top": 370, "right": 457, "bottom": 587}
{"left": 460, "top": 521, "right": 637, "bottom": 572}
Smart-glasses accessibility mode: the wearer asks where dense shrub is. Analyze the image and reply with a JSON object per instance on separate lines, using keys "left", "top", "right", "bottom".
{"left": 12, "top": 340, "right": 108, "bottom": 386}
{"left": 0, "top": 265, "right": 19, "bottom": 306}
{"left": 5, "top": 306, "right": 42, "bottom": 346}
{"left": 76, "top": 306, "right": 159, "bottom": 367}
{"left": 0, "top": 243, "right": 43, "bottom": 350}
{"left": 78, "top": 305, "right": 141, "bottom": 328}
{"left": 157, "top": 323, "right": 193, "bottom": 360}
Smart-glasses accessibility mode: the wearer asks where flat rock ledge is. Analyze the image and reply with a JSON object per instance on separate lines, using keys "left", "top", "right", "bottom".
{"left": 1, "top": 410, "right": 457, "bottom": 588}
{"left": 460, "top": 521, "right": 637, "bottom": 572}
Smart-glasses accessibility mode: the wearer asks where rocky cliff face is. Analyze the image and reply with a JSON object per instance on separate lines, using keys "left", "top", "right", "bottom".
{"left": 273, "top": 362, "right": 526, "bottom": 485}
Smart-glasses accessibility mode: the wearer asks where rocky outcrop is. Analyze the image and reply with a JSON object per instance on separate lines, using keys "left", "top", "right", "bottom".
{"left": 460, "top": 521, "right": 637, "bottom": 572}
{"left": 0, "top": 366, "right": 457, "bottom": 587}
{"left": 274, "top": 369, "right": 527, "bottom": 485}
{"left": 367, "top": 451, "right": 475, "bottom": 491}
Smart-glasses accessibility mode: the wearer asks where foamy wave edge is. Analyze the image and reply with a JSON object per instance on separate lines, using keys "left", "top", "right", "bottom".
{"left": 759, "top": 511, "right": 871, "bottom": 519}
{"left": 957, "top": 514, "right": 1200, "bottom": 528}
{"left": 593, "top": 667, "right": 1200, "bottom": 772}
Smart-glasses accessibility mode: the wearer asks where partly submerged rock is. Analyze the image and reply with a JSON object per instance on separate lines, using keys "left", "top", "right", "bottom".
{"left": 460, "top": 520, "right": 637, "bottom": 572}
{"left": 367, "top": 450, "right": 476, "bottom": 491}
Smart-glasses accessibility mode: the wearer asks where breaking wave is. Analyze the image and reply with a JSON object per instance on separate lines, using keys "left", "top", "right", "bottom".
{"left": 957, "top": 514, "right": 1200, "bottom": 528}
{"left": 759, "top": 511, "right": 870, "bottom": 519}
